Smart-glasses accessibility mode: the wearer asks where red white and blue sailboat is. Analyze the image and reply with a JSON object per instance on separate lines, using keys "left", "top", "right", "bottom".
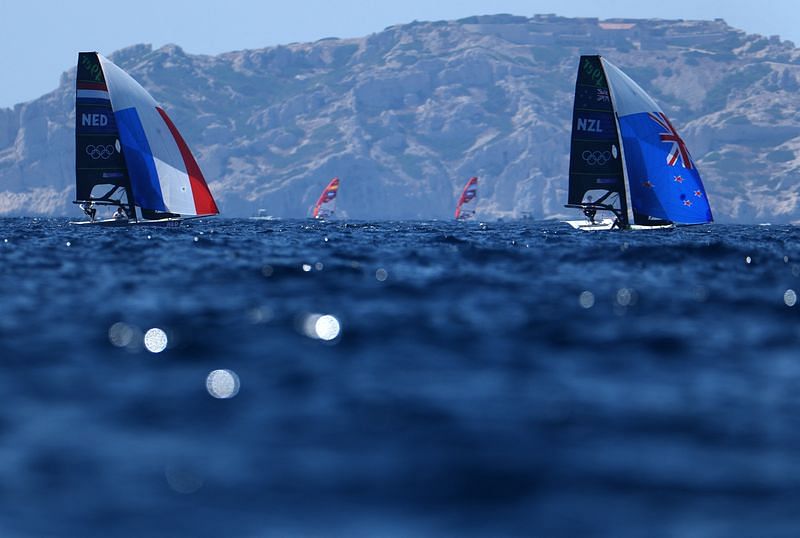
{"left": 565, "top": 55, "right": 712, "bottom": 231}
{"left": 73, "top": 52, "right": 219, "bottom": 225}
{"left": 312, "top": 177, "right": 340, "bottom": 219}
{"left": 455, "top": 176, "right": 478, "bottom": 220}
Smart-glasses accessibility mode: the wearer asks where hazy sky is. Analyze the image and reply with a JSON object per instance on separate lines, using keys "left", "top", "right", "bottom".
{"left": 1, "top": 0, "right": 798, "bottom": 108}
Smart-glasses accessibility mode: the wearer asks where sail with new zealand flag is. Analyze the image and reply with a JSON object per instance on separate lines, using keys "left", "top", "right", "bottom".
{"left": 565, "top": 55, "right": 712, "bottom": 231}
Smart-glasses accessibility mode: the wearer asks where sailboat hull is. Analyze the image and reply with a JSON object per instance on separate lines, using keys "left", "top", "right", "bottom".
{"left": 564, "top": 218, "right": 617, "bottom": 231}
{"left": 564, "top": 218, "right": 674, "bottom": 231}
{"left": 69, "top": 217, "right": 185, "bottom": 227}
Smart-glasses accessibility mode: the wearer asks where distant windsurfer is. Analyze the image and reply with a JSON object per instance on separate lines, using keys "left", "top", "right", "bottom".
{"left": 112, "top": 206, "right": 128, "bottom": 221}
{"left": 80, "top": 202, "right": 96, "bottom": 222}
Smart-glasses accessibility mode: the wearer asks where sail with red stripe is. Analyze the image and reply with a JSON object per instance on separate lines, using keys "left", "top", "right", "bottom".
{"left": 74, "top": 52, "right": 219, "bottom": 220}
{"left": 454, "top": 177, "right": 478, "bottom": 220}
{"left": 312, "top": 177, "right": 340, "bottom": 219}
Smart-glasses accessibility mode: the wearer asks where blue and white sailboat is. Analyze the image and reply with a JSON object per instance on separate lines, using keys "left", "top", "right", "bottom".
{"left": 565, "top": 55, "right": 713, "bottom": 230}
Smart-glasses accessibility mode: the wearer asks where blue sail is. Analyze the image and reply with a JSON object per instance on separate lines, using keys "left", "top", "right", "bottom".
{"left": 603, "top": 59, "right": 713, "bottom": 225}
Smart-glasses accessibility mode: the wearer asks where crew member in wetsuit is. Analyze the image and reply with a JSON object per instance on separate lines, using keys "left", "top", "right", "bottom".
{"left": 80, "top": 202, "right": 96, "bottom": 221}
{"left": 583, "top": 195, "right": 596, "bottom": 224}
{"left": 112, "top": 206, "right": 127, "bottom": 220}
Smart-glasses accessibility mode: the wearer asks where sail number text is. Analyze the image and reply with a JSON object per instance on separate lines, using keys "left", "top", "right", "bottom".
{"left": 80, "top": 55, "right": 103, "bottom": 82}
{"left": 582, "top": 58, "right": 605, "bottom": 87}
{"left": 81, "top": 113, "right": 109, "bottom": 127}
{"left": 577, "top": 118, "right": 603, "bottom": 133}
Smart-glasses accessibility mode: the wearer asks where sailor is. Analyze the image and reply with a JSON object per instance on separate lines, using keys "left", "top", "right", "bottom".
{"left": 80, "top": 202, "right": 96, "bottom": 222}
{"left": 581, "top": 194, "right": 597, "bottom": 224}
{"left": 112, "top": 206, "right": 127, "bottom": 220}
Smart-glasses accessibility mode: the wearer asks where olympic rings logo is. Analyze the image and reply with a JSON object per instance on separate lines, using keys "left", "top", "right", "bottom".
{"left": 85, "top": 144, "right": 116, "bottom": 160}
{"left": 581, "top": 150, "right": 612, "bottom": 166}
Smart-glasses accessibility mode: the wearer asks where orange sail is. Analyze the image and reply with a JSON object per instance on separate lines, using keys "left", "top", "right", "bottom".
{"left": 312, "top": 177, "right": 340, "bottom": 219}
{"left": 454, "top": 177, "right": 478, "bottom": 220}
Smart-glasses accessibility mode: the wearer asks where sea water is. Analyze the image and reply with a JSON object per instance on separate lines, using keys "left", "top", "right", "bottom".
{"left": 1, "top": 218, "right": 798, "bottom": 536}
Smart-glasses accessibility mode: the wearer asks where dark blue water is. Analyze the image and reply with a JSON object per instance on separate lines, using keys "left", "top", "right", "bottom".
{"left": 1, "top": 218, "right": 799, "bottom": 537}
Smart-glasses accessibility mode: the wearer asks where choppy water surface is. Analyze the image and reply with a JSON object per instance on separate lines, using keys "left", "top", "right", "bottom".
{"left": 1, "top": 218, "right": 799, "bottom": 536}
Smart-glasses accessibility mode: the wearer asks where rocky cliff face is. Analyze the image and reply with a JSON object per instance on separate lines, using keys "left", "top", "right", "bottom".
{"left": 1, "top": 15, "right": 799, "bottom": 222}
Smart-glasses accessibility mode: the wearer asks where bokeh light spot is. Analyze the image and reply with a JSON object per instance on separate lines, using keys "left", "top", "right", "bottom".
{"left": 109, "top": 322, "right": 134, "bottom": 348}
{"left": 143, "top": 328, "right": 168, "bottom": 353}
{"left": 206, "top": 369, "right": 240, "bottom": 399}
{"left": 376, "top": 268, "right": 388, "bottom": 282}
{"left": 616, "top": 288, "right": 636, "bottom": 307}
{"left": 302, "top": 264, "right": 312, "bottom": 272}
{"left": 315, "top": 315, "right": 341, "bottom": 341}
{"left": 247, "top": 306, "right": 273, "bottom": 324}
{"left": 785, "top": 289, "right": 797, "bottom": 307}
{"left": 301, "top": 314, "right": 322, "bottom": 338}
{"left": 694, "top": 286, "right": 709, "bottom": 302}
{"left": 579, "top": 291, "right": 595, "bottom": 309}
{"left": 165, "top": 465, "right": 204, "bottom": 494}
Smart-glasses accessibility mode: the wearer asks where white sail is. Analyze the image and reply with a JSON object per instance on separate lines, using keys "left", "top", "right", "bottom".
{"left": 98, "top": 54, "right": 218, "bottom": 217}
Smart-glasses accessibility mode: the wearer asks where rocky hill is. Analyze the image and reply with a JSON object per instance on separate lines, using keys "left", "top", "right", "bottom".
{"left": 1, "top": 14, "right": 799, "bottom": 222}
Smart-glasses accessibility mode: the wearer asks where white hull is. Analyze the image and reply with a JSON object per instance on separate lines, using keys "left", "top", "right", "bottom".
{"left": 70, "top": 217, "right": 185, "bottom": 227}
{"left": 564, "top": 219, "right": 674, "bottom": 231}
{"left": 630, "top": 223, "right": 674, "bottom": 231}
{"left": 565, "top": 218, "right": 617, "bottom": 231}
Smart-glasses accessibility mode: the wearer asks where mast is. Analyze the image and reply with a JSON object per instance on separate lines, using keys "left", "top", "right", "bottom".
{"left": 599, "top": 58, "right": 636, "bottom": 228}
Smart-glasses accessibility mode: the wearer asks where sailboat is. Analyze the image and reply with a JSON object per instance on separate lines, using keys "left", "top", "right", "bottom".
{"left": 73, "top": 52, "right": 219, "bottom": 226}
{"left": 565, "top": 55, "right": 712, "bottom": 231}
{"left": 455, "top": 176, "right": 478, "bottom": 220}
{"left": 312, "top": 177, "right": 340, "bottom": 219}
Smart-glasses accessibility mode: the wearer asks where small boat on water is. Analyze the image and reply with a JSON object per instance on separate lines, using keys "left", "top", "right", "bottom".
{"left": 312, "top": 177, "right": 340, "bottom": 219}
{"left": 72, "top": 52, "right": 219, "bottom": 226}
{"left": 565, "top": 55, "right": 712, "bottom": 231}
{"left": 249, "top": 209, "right": 279, "bottom": 221}
{"left": 455, "top": 176, "right": 478, "bottom": 220}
